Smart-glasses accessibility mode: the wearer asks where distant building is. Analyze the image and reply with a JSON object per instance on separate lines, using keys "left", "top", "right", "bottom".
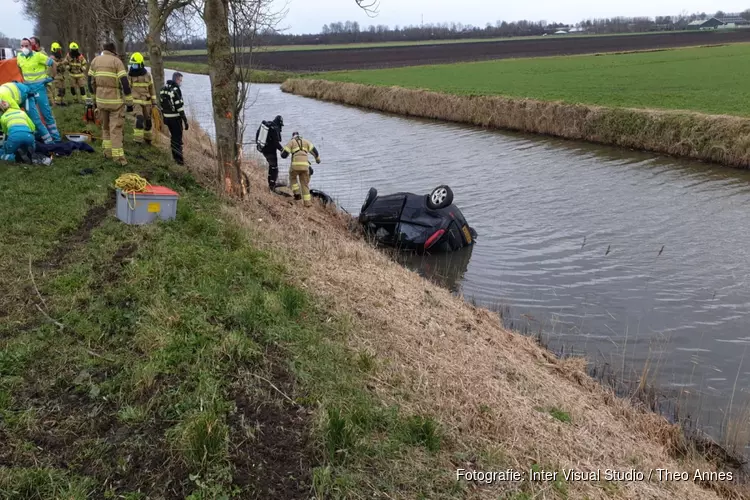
{"left": 554, "top": 30, "right": 568, "bottom": 35}
{"left": 717, "top": 15, "right": 750, "bottom": 26}
{"left": 687, "top": 18, "right": 725, "bottom": 30}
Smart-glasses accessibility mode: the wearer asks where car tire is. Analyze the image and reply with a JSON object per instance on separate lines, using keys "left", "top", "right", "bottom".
{"left": 427, "top": 185, "right": 454, "bottom": 210}
{"left": 361, "top": 187, "right": 378, "bottom": 213}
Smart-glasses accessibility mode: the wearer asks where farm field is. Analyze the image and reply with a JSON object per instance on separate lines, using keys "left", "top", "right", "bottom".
{"left": 164, "top": 30, "right": 689, "bottom": 56}
{"left": 164, "top": 29, "right": 750, "bottom": 72}
{"left": 316, "top": 42, "right": 750, "bottom": 116}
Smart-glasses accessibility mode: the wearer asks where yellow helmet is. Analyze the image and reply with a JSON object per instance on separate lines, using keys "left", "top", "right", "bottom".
{"left": 69, "top": 42, "right": 79, "bottom": 50}
{"left": 129, "top": 52, "right": 144, "bottom": 65}
{"left": 51, "top": 42, "right": 61, "bottom": 51}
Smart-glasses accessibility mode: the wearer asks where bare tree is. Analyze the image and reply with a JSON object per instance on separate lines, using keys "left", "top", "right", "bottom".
{"left": 356, "top": 0, "right": 379, "bottom": 17}
{"left": 147, "top": 0, "right": 192, "bottom": 93}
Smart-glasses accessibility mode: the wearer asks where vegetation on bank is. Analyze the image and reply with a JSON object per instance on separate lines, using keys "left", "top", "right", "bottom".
{"left": 316, "top": 42, "right": 750, "bottom": 117}
{"left": 154, "top": 59, "right": 295, "bottom": 83}
{"left": 0, "top": 106, "right": 457, "bottom": 498}
{"left": 282, "top": 76, "right": 750, "bottom": 169}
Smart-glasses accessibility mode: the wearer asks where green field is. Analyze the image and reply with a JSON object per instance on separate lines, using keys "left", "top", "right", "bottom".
{"left": 317, "top": 42, "right": 750, "bottom": 116}
{"left": 164, "top": 30, "right": 692, "bottom": 55}
{"left": 157, "top": 59, "right": 294, "bottom": 83}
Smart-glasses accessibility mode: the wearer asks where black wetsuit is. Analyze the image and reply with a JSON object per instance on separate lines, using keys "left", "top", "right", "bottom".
{"left": 256, "top": 120, "right": 283, "bottom": 189}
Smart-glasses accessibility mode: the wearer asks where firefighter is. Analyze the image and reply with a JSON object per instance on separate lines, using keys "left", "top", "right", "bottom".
{"left": 127, "top": 52, "right": 156, "bottom": 145}
{"left": 88, "top": 42, "right": 133, "bottom": 165}
{"left": 159, "top": 72, "right": 187, "bottom": 165}
{"left": 280, "top": 131, "right": 321, "bottom": 207}
{"left": 50, "top": 42, "right": 68, "bottom": 106}
{"left": 255, "top": 115, "right": 284, "bottom": 190}
{"left": 0, "top": 100, "right": 36, "bottom": 163}
{"left": 65, "top": 42, "right": 88, "bottom": 103}
{"left": 17, "top": 38, "right": 60, "bottom": 143}
{"left": 0, "top": 81, "right": 52, "bottom": 143}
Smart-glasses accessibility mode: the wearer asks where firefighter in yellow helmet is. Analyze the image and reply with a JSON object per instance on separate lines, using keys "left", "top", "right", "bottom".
{"left": 127, "top": 52, "right": 156, "bottom": 144}
{"left": 88, "top": 41, "right": 133, "bottom": 165}
{"left": 280, "top": 131, "right": 321, "bottom": 207}
{"left": 65, "top": 42, "right": 88, "bottom": 103}
{"left": 50, "top": 42, "right": 68, "bottom": 106}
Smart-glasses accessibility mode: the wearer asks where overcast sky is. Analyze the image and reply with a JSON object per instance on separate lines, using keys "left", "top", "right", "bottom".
{"left": 1, "top": 0, "right": 747, "bottom": 41}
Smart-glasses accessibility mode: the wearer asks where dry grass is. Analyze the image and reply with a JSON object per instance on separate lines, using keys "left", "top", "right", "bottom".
{"left": 165, "top": 122, "right": 750, "bottom": 500}
{"left": 281, "top": 79, "right": 750, "bottom": 170}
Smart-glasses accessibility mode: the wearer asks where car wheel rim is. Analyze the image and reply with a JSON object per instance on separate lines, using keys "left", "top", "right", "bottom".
{"left": 431, "top": 189, "right": 447, "bottom": 205}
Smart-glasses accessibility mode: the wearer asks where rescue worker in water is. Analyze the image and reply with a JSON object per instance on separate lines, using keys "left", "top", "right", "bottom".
{"left": 280, "top": 131, "right": 321, "bottom": 207}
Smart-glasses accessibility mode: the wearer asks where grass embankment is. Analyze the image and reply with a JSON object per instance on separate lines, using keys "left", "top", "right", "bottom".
{"left": 154, "top": 59, "right": 294, "bottom": 83}
{"left": 0, "top": 105, "right": 747, "bottom": 499}
{"left": 0, "top": 107, "right": 458, "bottom": 498}
{"left": 284, "top": 43, "right": 750, "bottom": 168}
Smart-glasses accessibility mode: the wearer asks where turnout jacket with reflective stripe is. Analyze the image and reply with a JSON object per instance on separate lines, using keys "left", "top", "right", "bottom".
{"left": 65, "top": 54, "right": 88, "bottom": 77}
{"left": 87, "top": 51, "right": 132, "bottom": 110}
{"left": 159, "top": 81, "right": 184, "bottom": 118}
{"left": 281, "top": 136, "right": 320, "bottom": 170}
{"left": 129, "top": 71, "right": 156, "bottom": 105}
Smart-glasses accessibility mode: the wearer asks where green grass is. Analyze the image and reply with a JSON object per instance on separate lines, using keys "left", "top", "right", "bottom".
{"left": 316, "top": 42, "right": 750, "bottom": 116}
{"left": 156, "top": 60, "right": 295, "bottom": 83}
{"left": 0, "top": 106, "right": 460, "bottom": 498}
{"left": 164, "top": 29, "right": 699, "bottom": 55}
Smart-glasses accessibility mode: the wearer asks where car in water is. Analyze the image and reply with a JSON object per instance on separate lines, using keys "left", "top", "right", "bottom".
{"left": 358, "top": 185, "right": 477, "bottom": 254}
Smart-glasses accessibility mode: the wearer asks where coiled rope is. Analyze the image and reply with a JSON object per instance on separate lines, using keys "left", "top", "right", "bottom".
{"left": 115, "top": 173, "right": 151, "bottom": 211}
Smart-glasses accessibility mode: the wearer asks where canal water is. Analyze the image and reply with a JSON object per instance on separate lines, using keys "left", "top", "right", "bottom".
{"left": 171, "top": 72, "right": 750, "bottom": 440}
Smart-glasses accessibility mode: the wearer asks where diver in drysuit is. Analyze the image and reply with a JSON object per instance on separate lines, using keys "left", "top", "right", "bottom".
{"left": 256, "top": 115, "right": 284, "bottom": 190}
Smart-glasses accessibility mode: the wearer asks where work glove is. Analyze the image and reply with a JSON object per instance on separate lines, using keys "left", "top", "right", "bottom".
{"left": 183, "top": 120, "right": 189, "bottom": 131}
{"left": 126, "top": 104, "right": 134, "bottom": 113}
{"left": 315, "top": 156, "right": 321, "bottom": 164}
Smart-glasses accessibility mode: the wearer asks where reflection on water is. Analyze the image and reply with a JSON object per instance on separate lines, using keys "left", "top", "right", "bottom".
{"left": 395, "top": 246, "right": 474, "bottom": 293}
{"left": 169, "top": 72, "right": 750, "bottom": 441}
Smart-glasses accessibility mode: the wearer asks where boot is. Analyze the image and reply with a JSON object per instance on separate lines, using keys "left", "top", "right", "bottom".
{"left": 115, "top": 157, "right": 128, "bottom": 166}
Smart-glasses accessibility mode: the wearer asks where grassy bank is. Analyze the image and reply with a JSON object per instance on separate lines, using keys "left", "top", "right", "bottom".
{"left": 0, "top": 106, "right": 466, "bottom": 498}
{"left": 281, "top": 77, "right": 750, "bottom": 168}
{"left": 1, "top": 105, "right": 747, "bottom": 499}
{"left": 156, "top": 59, "right": 295, "bottom": 83}
{"left": 316, "top": 43, "right": 750, "bottom": 116}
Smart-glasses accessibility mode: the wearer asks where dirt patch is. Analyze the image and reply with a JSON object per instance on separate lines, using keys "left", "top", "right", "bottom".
{"left": 90, "top": 242, "right": 138, "bottom": 293}
{"left": 228, "top": 349, "right": 313, "bottom": 499}
{"left": 37, "top": 193, "right": 117, "bottom": 270}
{"left": 166, "top": 30, "right": 750, "bottom": 72}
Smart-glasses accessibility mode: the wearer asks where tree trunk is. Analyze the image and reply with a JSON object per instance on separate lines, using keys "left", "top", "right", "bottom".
{"left": 111, "top": 21, "right": 126, "bottom": 63}
{"left": 205, "top": 0, "right": 243, "bottom": 197}
{"left": 147, "top": 0, "right": 166, "bottom": 92}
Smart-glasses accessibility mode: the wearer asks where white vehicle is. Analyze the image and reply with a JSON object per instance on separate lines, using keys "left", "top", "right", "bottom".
{"left": 0, "top": 48, "right": 16, "bottom": 60}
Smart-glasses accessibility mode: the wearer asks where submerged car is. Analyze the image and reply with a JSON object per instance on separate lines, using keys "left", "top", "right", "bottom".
{"left": 358, "top": 185, "right": 477, "bottom": 253}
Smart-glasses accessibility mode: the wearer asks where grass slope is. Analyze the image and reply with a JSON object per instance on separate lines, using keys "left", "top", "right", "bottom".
{"left": 0, "top": 106, "right": 452, "bottom": 498}
{"left": 317, "top": 42, "right": 750, "bottom": 116}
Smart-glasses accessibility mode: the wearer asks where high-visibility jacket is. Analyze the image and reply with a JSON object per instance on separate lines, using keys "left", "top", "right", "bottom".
{"left": 159, "top": 80, "right": 184, "bottom": 118}
{"left": 0, "top": 108, "right": 35, "bottom": 135}
{"left": 87, "top": 50, "right": 132, "bottom": 110}
{"left": 129, "top": 70, "right": 156, "bottom": 106}
{"left": 65, "top": 53, "right": 87, "bottom": 78}
{"left": 281, "top": 136, "right": 320, "bottom": 170}
{"left": 0, "top": 82, "right": 29, "bottom": 109}
{"left": 17, "top": 50, "right": 53, "bottom": 85}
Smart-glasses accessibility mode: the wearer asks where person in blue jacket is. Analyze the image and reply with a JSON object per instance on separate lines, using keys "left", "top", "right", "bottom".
{"left": 0, "top": 99, "right": 37, "bottom": 163}
{"left": 0, "top": 80, "right": 54, "bottom": 144}
{"left": 17, "top": 37, "right": 60, "bottom": 142}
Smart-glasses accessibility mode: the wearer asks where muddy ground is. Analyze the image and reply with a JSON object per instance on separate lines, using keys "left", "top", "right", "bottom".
{"left": 165, "top": 30, "right": 750, "bottom": 72}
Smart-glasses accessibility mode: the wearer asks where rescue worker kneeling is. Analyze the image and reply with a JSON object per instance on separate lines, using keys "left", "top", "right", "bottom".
{"left": 0, "top": 100, "right": 36, "bottom": 163}
{"left": 280, "top": 131, "right": 321, "bottom": 207}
